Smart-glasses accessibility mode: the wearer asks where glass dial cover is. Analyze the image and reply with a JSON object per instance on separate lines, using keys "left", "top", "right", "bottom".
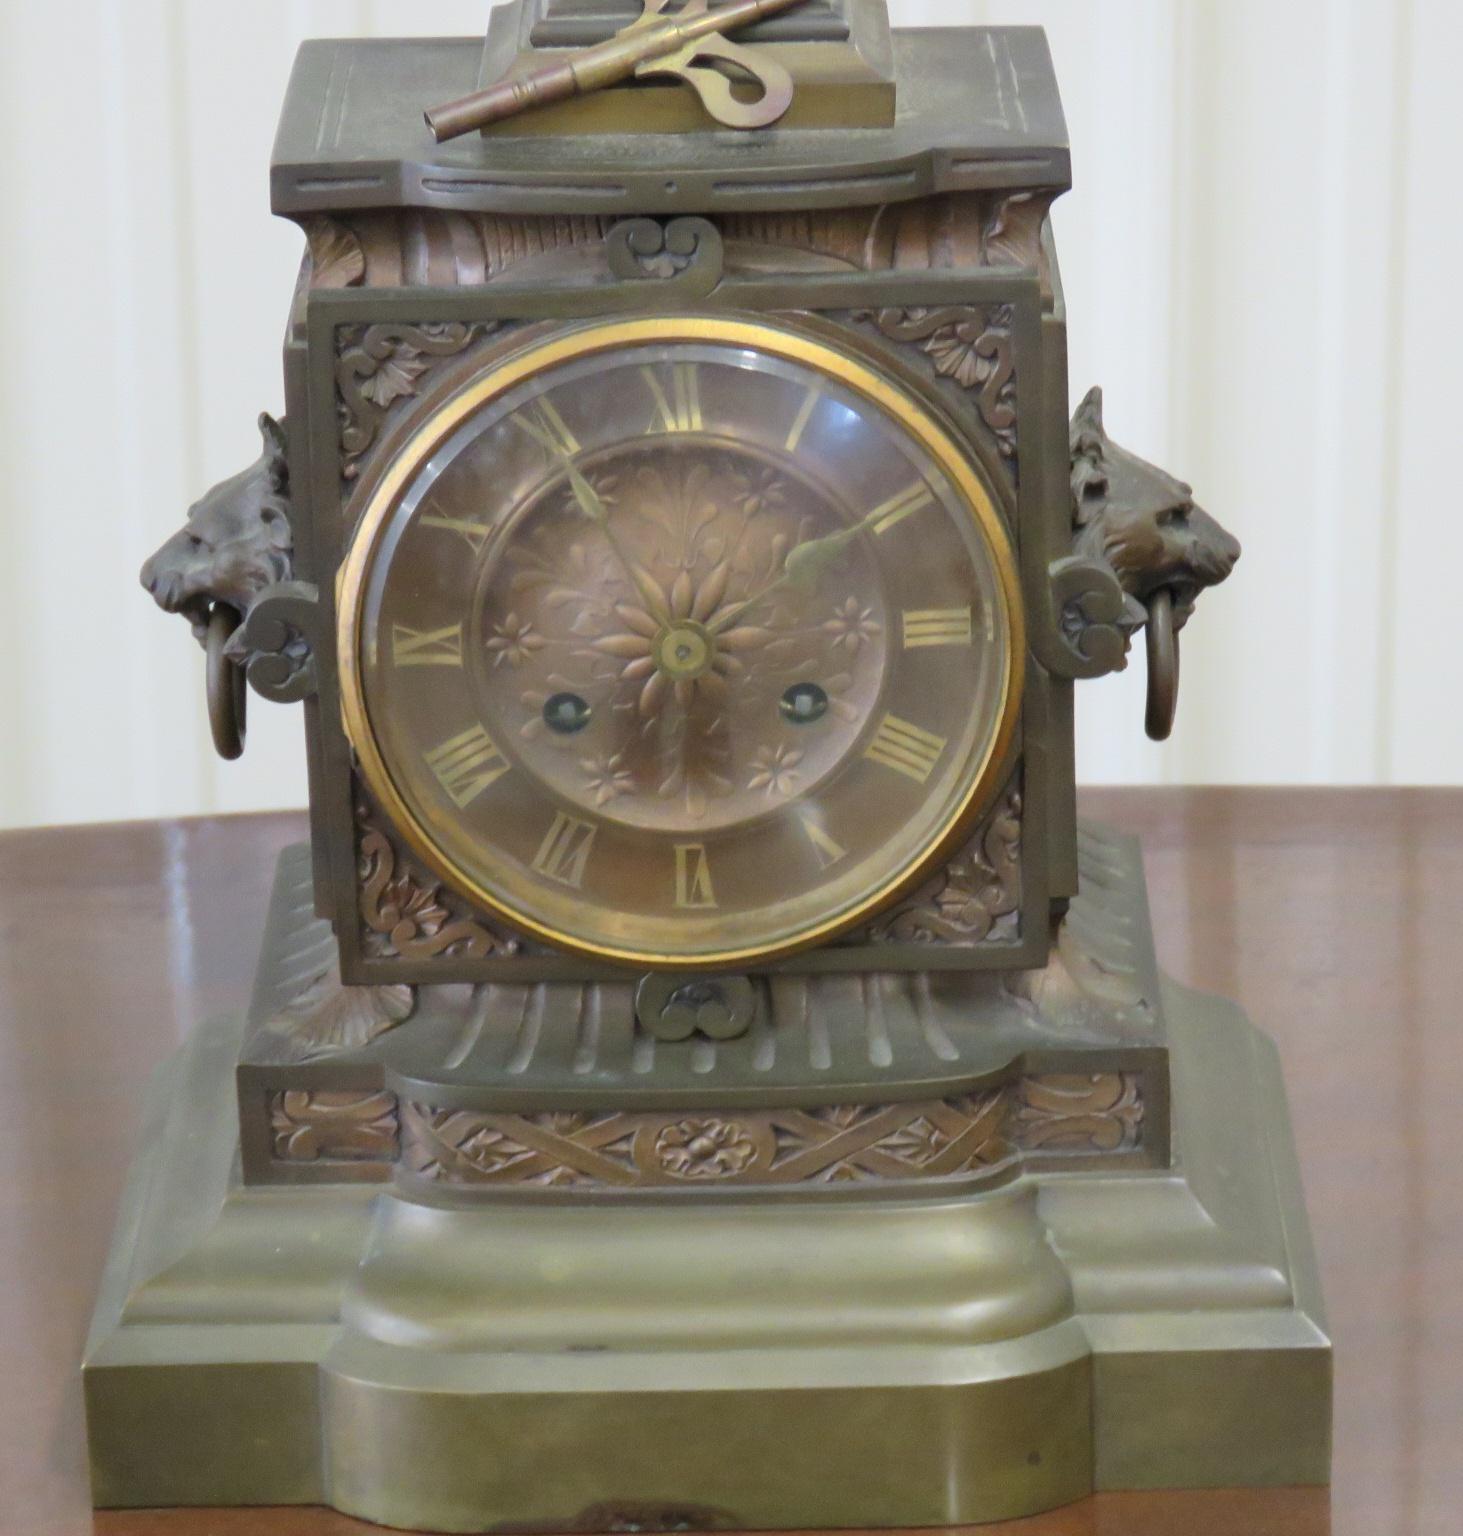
{"left": 339, "top": 317, "right": 1023, "bottom": 968}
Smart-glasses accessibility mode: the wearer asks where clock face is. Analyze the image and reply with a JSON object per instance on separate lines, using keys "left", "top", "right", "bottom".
{"left": 339, "top": 317, "right": 1023, "bottom": 968}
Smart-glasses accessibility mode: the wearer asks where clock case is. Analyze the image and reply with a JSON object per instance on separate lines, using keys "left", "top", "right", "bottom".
{"left": 279, "top": 165, "right": 1073, "bottom": 984}
{"left": 316, "top": 292, "right": 1051, "bottom": 986}
{"left": 87, "top": 3, "right": 1330, "bottom": 1528}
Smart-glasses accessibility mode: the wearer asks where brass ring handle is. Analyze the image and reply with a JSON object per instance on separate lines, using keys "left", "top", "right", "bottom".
{"left": 205, "top": 605, "right": 248, "bottom": 761}
{"left": 1144, "top": 588, "right": 1180, "bottom": 742}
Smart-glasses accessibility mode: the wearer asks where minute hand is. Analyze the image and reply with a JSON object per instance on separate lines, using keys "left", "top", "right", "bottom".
{"left": 709, "top": 501, "right": 893, "bottom": 635}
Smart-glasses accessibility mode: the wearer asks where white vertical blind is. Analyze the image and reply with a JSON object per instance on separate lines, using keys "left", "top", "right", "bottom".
{"left": 0, "top": 0, "right": 1457, "bottom": 828}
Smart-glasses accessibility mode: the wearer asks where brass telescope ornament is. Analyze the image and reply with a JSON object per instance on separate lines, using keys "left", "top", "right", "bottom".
{"left": 425, "top": 0, "right": 809, "bottom": 138}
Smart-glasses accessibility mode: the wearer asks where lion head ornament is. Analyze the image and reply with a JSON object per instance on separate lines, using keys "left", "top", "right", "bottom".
{"left": 1069, "top": 386, "right": 1239, "bottom": 642}
{"left": 140, "top": 414, "right": 293, "bottom": 642}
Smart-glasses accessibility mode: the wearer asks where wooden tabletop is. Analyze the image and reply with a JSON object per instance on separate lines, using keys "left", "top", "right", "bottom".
{"left": 3, "top": 789, "right": 1458, "bottom": 1536}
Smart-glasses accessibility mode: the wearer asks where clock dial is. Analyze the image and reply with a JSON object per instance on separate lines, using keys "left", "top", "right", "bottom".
{"left": 339, "top": 317, "right": 1023, "bottom": 968}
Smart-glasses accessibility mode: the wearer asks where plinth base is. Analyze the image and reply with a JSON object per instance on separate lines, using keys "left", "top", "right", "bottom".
{"left": 84, "top": 973, "right": 1329, "bottom": 1529}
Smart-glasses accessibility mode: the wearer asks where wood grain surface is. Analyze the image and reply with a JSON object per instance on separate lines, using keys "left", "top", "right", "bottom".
{"left": 2, "top": 789, "right": 1458, "bottom": 1536}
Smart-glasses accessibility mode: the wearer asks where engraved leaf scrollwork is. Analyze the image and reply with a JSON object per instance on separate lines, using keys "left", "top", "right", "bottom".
{"left": 605, "top": 216, "right": 725, "bottom": 299}
{"left": 855, "top": 783, "right": 1023, "bottom": 946}
{"left": 336, "top": 322, "right": 491, "bottom": 483}
{"left": 399, "top": 1094, "right": 1011, "bottom": 1190}
{"left": 270, "top": 1089, "right": 400, "bottom": 1162}
{"left": 408, "top": 1111, "right": 542, "bottom": 1182}
{"left": 358, "top": 818, "right": 521, "bottom": 961}
{"left": 403, "top": 1107, "right": 639, "bottom": 1187}
{"left": 859, "top": 305, "right": 1017, "bottom": 461}
{"left": 1014, "top": 1073, "right": 1144, "bottom": 1155}
{"left": 768, "top": 1093, "right": 1009, "bottom": 1183}
{"left": 981, "top": 191, "right": 1057, "bottom": 271}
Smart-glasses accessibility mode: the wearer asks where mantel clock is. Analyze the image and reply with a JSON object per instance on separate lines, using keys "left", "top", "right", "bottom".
{"left": 97, "top": 2, "right": 1329, "bottom": 1528}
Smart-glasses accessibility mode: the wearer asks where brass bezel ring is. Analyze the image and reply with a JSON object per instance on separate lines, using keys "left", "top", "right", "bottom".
{"left": 337, "top": 313, "right": 1026, "bottom": 970}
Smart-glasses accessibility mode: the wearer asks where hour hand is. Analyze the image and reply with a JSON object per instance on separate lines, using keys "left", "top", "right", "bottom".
{"left": 514, "top": 412, "right": 609, "bottom": 528}
{"left": 564, "top": 461, "right": 610, "bottom": 530}
{"left": 514, "top": 408, "right": 670, "bottom": 622}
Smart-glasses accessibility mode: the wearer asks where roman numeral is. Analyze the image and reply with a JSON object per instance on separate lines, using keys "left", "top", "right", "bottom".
{"left": 392, "top": 622, "right": 463, "bottom": 668}
{"left": 642, "top": 364, "right": 702, "bottom": 434}
{"left": 424, "top": 724, "right": 509, "bottom": 809}
{"left": 798, "top": 814, "right": 847, "bottom": 870}
{"left": 784, "top": 386, "right": 820, "bottom": 452}
{"left": 419, "top": 510, "right": 489, "bottom": 549}
{"left": 902, "top": 608, "right": 973, "bottom": 648}
{"left": 513, "top": 397, "right": 580, "bottom": 459}
{"left": 531, "top": 812, "right": 597, "bottom": 889}
{"left": 869, "top": 481, "right": 935, "bottom": 535}
{"left": 673, "top": 843, "right": 717, "bottom": 909}
{"left": 864, "top": 714, "right": 947, "bottom": 784}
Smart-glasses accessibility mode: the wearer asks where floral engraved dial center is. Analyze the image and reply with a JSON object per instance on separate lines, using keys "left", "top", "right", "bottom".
{"left": 654, "top": 621, "right": 714, "bottom": 681}
{"left": 472, "top": 437, "right": 891, "bottom": 833}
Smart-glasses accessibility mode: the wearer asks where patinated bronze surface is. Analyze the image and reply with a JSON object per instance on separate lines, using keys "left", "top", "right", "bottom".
{"left": 151, "top": 283, "right": 1233, "bottom": 983}
{"left": 100, "top": 3, "right": 1287, "bottom": 1527}
{"left": 80, "top": 790, "right": 1330, "bottom": 1530}
{"left": 270, "top": 23, "right": 1062, "bottom": 213}
{"left": 12, "top": 793, "right": 1459, "bottom": 1534}
{"left": 235, "top": 825, "right": 1169, "bottom": 1188}
{"left": 139, "top": 413, "right": 292, "bottom": 642}
{"left": 311, "top": 271, "right": 1063, "bottom": 983}
{"left": 1069, "top": 387, "right": 1240, "bottom": 636}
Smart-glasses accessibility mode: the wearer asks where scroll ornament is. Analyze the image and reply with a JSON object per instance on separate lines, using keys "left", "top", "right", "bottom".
{"left": 605, "top": 216, "right": 725, "bottom": 298}
{"left": 270, "top": 1089, "right": 400, "bottom": 1162}
{"left": 856, "top": 782, "right": 1022, "bottom": 945}
{"left": 358, "top": 819, "right": 522, "bottom": 962}
{"left": 336, "top": 322, "right": 493, "bottom": 482}
{"left": 859, "top": 304, "right": 1017, "bottom": 460}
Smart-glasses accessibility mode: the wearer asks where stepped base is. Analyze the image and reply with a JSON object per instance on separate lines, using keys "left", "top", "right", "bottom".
{"left": 84, "top": 973, "right": 1329, "bottom": 1529}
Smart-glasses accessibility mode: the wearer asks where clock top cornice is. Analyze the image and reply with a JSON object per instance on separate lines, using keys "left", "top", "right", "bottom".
{"left": 270, "top": 24, "right": 1070, "bottom": 222}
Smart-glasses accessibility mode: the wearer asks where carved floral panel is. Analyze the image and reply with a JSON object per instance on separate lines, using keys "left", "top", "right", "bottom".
{"left": 856, "top": 304, "right": 1018, "bottom": 467}
{"left": 270, "top": 1089, "right": 400, "bottom": 1163}
{"left": 1014, "top": 1072, "right": 1144, "bottom": 1155}
{"left": 357, "top": 809, "right": 522, "bottom": 962}
{"left": 849, "top": 777, "right": 1022, "bottom": 947}
{"left": 400, "top": 1091, "right": 1011, "bottom": 1189}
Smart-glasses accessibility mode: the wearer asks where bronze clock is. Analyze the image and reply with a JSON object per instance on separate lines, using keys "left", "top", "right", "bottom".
{"left": 98, "top": 5, "right": 1331, "bottom": 1531}
{"left": 130, "top": 5, "right": 1250, "bottom": 1000}
{"left": 338, "top": 316, "right": 1022, "bottom": 967}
